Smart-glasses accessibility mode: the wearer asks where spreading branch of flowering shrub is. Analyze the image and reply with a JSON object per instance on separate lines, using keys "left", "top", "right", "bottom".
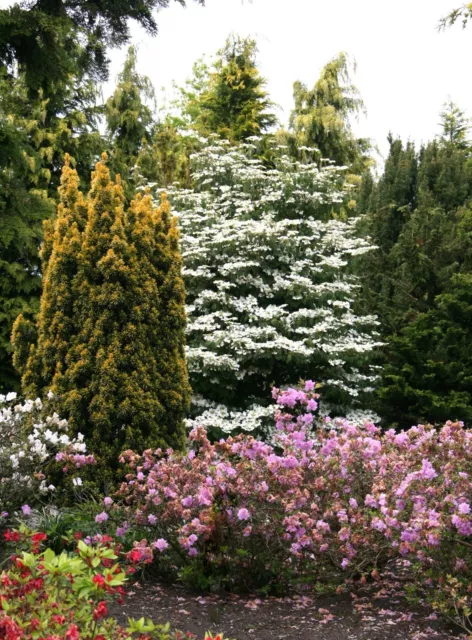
{"left": 106, "top": 382, "right": 472, "bottom": 628}
{"left": 147, "top": 138, "right": 381, "bottom": 434}
{"left": 0, "top": 393, "right": 95, "bottom": 520}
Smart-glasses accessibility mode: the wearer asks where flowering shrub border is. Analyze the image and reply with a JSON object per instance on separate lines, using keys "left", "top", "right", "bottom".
{"left": 98, "top": 382, "right": 472, "bottom": 628}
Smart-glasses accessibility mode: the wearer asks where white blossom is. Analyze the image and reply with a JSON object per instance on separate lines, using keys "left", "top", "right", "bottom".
{"left": 147, "top": 138, "right": 381, "bottom": 434}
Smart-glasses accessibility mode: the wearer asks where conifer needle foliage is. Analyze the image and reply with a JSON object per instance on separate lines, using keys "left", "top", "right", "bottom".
{"left": 12, "top": 155, "right": 190, "bottom": 474}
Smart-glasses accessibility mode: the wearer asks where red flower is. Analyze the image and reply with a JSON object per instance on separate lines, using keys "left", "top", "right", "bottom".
{"left": 93, "top": 574, "right": 105, "bottom": 588}
{"left": 65, "top": 624, "right": 80, "bottom": 640}
{"left": 1, "top": 574, "right": 11, "bottom": 587}
{"left": 74, "top": 532, "right": 83, "bottom": 540}
{"left": 31, "top": 532, "right": 47, "bottom": 544}
{"left": 128, "top": 549, "right": 141, "bottom": 563}
{"left": 93, "top": 600, "right": 108, "bottom": 620}
{"left": 51, "top": 614, "right": 66, "bottom": 625}
{"left": 3, "top": 530, "right": 20, "bottom": 543}
{"left": 30, "top": 618, "right": 40, "bottom": 630}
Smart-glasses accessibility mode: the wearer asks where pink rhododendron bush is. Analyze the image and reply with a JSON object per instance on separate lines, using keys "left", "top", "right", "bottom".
{"left": 105, "top": 383, "right": 472, "bottom": 629}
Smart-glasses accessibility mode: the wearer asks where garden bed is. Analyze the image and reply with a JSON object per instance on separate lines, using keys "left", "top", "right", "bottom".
{"left": 111, "top": 575, "right": 462, "bottom": 640}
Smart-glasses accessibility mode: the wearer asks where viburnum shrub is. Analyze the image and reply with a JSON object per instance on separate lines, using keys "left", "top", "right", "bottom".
{"left": 0, "top": 392, "right": 95, "bottom": 522}
{"left": 157, "top": 138, "right": 381, "bottom": 434}
{"left": 0, "top": 527, "right": 225, "bottom": 639}
{"left": 112, "top": 381, "right": 472, "bottom": 620}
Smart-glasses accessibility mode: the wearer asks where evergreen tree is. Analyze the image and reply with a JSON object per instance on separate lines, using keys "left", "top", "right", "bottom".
{"left": 105, "top": 46, "right": 156, "bottom": 199}
{"left": 439, "top": 100, "right": 470, "bottom": 149}
{"left": 360, "top": 104, "right": 472, "bottom": 428}
{"left": 0, "top": 99, "right": 54, "bottom": 391}
{"left": 357, "top": 136, "right": 418, "bottom": 335}
{"left": 380, "top": 272, "right": 472, "bottom": 428}
{"left": 135, "top": 121, "right": 197, "bottom": 189}
{"left": 0, "top": 0, "right": 206, "bottom": 392}
{"left": 177, "top": 35, "right": 277, "bottom": 143}
{"left": 289, "top": 52, "right": 371, "bottom": 171}
{"left": 0, "top": 67, "right": 103, "bottom": 392}
{"left": 0, "top": 0, "right": 206, "bottom": 102}
{"left": 13, "top": 156, "right": 190, "bottom": 472}
{"left": 158, "top": 138, "right": 380, "bottom": 435}
{"left": 12, "top": 154, "right": 89, "bottom": 392}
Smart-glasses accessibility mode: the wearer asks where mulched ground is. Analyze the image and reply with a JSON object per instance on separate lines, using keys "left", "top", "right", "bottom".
{"left": 111, "top": 570, "right": 466, "bottom": 640}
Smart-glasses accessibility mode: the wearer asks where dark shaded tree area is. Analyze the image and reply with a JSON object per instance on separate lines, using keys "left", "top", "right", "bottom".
{"left": 359, "top": 102, "right": 472, "bottom": 428}
{"left": 0, "top": 0, "right": 204, "bottom": 391}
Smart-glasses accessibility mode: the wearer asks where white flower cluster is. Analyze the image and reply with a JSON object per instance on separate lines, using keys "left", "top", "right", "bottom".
{"left": 148, "top": 139, "right": 381, "bottom": 433}
{"left": 184, "top": 395, "right": 276, "bottom": 434}
{"left": 0, "top": 392, "right": 90, "bottom": 512}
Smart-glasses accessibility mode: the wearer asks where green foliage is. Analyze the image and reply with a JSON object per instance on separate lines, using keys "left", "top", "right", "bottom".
{"left": 0, "top": 0, "right": 207, "bottom": 390}
{"left": 136, "top": 121, "right": 198, "bottom": 188}
{"left": 13, "top": 156, "right": 190, "bottom": 477}
{"left": 0, "top": 49, "right": 104, "bottom": 392}
{"left": 439, "top": 100, "right": 471, "bottom": 149}
{"left": 176, "top": 35, "right": 277, "bottom": 143}
{"left": 379, "top": 264, "right": 472, "bottom": 428}
{"left": 0, "top": 528, "right": 196, "bottom": 639}
{"left": 0, "top": 73, "right": 55, "bottom": 391}
{"left": 0, "top": 0, "right": 206, "bottom": 101}
{"left": 360, "top": 105, "right": 472, "bottom": 427}
{"left": 106, "top": 46, "right": 156, "bottom": 199}
{"left": 289, "top": 52, "right": 371, "bottom": 172}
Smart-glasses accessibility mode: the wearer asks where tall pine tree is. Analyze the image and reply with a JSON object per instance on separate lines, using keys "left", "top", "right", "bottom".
{"left": 360, "top": 103, "right": 472, "bottom": 427}
{"left": 176, "top": 35, "right": 277, "bottom": 143}
{"left": 105, "top": 46, "right": 156, "bottom": 200}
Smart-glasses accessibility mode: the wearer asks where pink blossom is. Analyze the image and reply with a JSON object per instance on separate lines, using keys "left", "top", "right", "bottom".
{"left": 153, "top": 538, "right": 169, "bottom": 552}
{"left": 237, "top": 508, "right": 251, "bottom": 521}
{"left": 95, "top": 512, "right": 108, "bottom": 524}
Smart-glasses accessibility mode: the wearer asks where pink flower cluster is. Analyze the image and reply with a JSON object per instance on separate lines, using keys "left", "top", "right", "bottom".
{"left": 116, "top": 382, "right": 472, "bottom": 590}
{"left": 55, "top": 452, "right": 96, "bottom": 469}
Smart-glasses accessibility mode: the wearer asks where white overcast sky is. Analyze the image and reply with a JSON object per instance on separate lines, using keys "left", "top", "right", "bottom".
{"left": 103, "top": 0, "right": 472, "bottom": 160}
{"left": 2, "top": 0, "right": 472, "bottom": 159}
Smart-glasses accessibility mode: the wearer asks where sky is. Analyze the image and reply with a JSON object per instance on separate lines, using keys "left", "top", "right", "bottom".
{"left": 100, "top": 0, "right": 472, "bottom": 160}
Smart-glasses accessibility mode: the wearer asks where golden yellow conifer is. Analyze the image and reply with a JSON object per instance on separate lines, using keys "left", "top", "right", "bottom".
{"left": 12, "top": 155, "right": 190, "bottom": 476}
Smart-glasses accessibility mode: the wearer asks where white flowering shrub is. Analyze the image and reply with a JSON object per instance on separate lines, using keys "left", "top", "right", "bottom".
{"left": 149, "top": 138, "right": 381, "bottom": 434}
{"left": 0, "top": 392, "right": 95, "bottom": 521}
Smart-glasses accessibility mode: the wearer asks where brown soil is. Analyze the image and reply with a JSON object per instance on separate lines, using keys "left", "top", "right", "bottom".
{"left": 111, "top": 575, "right": 464, "bottom": 640}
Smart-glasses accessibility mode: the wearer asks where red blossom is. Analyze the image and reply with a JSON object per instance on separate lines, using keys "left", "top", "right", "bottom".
{"left": 92, "top": 574, "right": 105, "bottom": 588}
{"left": 92, "top": 600, "right": 108, "bottom": 620}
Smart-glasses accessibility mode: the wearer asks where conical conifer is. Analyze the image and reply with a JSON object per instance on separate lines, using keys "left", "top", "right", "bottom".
{"left": 12, "top": 154, "right": 88, "bottom": 393}
{"left": 12, "top": 155, "right": 190, "bottom": 474}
